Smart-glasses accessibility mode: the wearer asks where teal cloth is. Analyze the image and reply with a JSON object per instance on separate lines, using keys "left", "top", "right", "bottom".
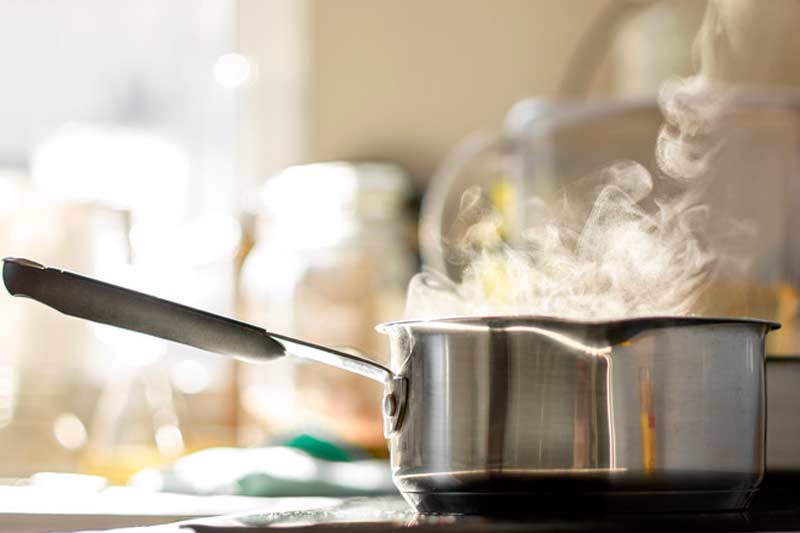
{"left": 131, "top": 433, "right": 396, "bottom": 497}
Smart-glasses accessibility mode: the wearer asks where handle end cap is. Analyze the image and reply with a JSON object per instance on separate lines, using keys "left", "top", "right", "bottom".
{"left": 3, "top": 257, "right": 45, "bottom": 269}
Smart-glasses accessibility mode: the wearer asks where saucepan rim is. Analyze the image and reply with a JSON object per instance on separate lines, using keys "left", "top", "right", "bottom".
{"left": 376, "top": 315, "right": 780, "bottom": 333}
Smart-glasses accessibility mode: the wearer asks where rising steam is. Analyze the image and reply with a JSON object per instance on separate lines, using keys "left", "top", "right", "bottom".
{"left": 406, "top": 1, "right": 759, "bottom": 321}
{"left": 407, "top": 159, "right": 716, "bottom": 320}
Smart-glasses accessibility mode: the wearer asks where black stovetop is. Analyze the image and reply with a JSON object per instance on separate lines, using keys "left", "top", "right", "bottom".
{"left": 181, "top": 485, "right": 800, "bottom": 533}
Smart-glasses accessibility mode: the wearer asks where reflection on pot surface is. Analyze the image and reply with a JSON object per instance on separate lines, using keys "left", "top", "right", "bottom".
{"left": 380, "top": 317, "right": 775, "bottom": 513}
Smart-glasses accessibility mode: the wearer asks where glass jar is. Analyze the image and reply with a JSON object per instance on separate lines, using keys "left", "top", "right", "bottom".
{"left": 239, "top": 162, "right": 415, "bottom": 451}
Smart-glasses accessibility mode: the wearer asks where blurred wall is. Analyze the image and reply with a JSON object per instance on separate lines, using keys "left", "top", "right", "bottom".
{"left": 239, "top": 0, "right": 309, "bottom": 190}
{"left": 306, "top": 0, "right": 613, "bottom": 183}
{"left": 239, "top": 0, "right": 615, "bottom": 186}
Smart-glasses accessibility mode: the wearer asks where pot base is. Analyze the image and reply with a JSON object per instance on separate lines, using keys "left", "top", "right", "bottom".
{"left": 402, "top": 489, "right": 757, "bottom": 515}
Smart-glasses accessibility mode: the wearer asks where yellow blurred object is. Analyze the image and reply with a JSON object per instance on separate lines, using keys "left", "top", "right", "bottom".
{"left": 474, "top": 255, "right": 512, "bottom": 306}
{"left": 489, "top": 177, "right": 517, "bottom": 240}
{"left": 703, "top": 282, "right": 799, "bottom": 355}
{"left": 80, "top": 445, "right": 171, "bottom": 486}
{"left": 639, "top": 367, "right": 657, "bottom": 473}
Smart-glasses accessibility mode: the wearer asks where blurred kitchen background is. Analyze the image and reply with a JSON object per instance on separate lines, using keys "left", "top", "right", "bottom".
{"left": 2, "top": 0, "right": 799, "bottom": 493}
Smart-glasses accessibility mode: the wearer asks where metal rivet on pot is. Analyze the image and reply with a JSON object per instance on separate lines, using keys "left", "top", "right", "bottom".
{"left": 383, "top": 393, "right": 398, "bottom": 417}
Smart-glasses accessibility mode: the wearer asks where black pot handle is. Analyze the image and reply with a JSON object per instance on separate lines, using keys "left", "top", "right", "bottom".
{"left": 2, "top": 257, "right": 285, "bottom": 362}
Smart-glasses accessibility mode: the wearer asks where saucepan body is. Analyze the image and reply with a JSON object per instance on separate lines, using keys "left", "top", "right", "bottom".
{"left": 377, "top": 316, "right": 777, "bottom": 513}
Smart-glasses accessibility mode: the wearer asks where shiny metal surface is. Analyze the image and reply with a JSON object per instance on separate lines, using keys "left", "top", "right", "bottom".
{"left": 270, "top": 334, "right": 409, "bottom": 436}
{"left": 378, "top": 316, "right": 778, "bottom": 512}
{"left": 271, "top": 333, "right": 394, "bottom": 385}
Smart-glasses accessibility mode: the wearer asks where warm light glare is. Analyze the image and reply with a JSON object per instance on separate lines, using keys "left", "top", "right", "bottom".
{"left": 30, "top": 472, "right": 106, "bottom": 492}
{"left": 213, "top": 53, "right": 254, "bottom": 88}
{"left": 172, "top": 447, "right": 319, "bottom": 494}
{"left": 155, "top": 424, "right": 185, "bottom": 457}
{"left": 129, "top": 468, "right": 165, "bottom": 491}
{"left": 171, "top": 359, "right": 210, "bottom": 394}
{"left": 92, "top": 323, "right": 167, "bottom": 367}
{"left": 0, "top": 365, "right": 18, "bottom": 428}
{"left": 53, "top": 413, "right": 88, "bottom": 451}
{"left": 129, "top": 214, "right": 241, "bottom": 266}
{"left": 259, "top": 163, "right": 360, "bottom": 248}
{"left": 0, "top": 173, "right": 22, "bottom": 215}
{"left": 327, "top": 461, "right": 393, "bottom": 491}
{"left": 31, "top": 124, "right": 189, "bottom": 215}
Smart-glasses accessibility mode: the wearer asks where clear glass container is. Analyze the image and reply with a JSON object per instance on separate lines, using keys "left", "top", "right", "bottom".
{"left": 80, "top": 215, "right": 242, "bottom": 483}
{"left": 239, "top": 162, "right": 415, "bottom": 451}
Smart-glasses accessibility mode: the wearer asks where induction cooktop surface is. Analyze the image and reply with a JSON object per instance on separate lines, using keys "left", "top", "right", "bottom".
{"left": 181, "top": 489, "right": 800, "bottom": 533}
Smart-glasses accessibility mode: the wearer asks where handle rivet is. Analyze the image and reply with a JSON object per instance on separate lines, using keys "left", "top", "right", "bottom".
{"left": 383, "top": 393, "right": 398, "bottom": 417}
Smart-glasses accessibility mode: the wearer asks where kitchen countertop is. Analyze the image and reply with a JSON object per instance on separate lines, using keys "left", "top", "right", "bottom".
{"left": 0, "top": 483, "right": 328, "bottom": 533}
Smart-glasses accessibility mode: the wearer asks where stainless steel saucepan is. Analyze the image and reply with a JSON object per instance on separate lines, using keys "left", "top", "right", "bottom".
{"left": 2, "top": 257, "right": 779, "bottom": 514}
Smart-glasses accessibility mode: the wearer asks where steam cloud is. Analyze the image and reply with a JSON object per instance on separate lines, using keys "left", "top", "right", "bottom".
{"left": 406, "top": 1, "right": 760, "bottom": 321}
